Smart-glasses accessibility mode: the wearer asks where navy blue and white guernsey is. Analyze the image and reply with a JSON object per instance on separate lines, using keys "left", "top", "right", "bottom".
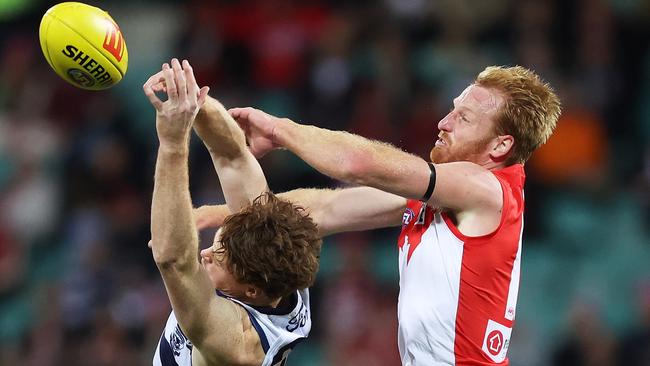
{"left": 153, "top": 288, "right": 311, "bottom": 366}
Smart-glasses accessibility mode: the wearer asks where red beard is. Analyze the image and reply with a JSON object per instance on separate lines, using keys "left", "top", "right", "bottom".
{"left": 429, "top": 135, "right": 494, "bottom": 164}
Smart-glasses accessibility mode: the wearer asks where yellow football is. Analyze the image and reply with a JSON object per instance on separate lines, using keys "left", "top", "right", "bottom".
{"left": 39, "top": 2, "right": 128, "bottom": 90}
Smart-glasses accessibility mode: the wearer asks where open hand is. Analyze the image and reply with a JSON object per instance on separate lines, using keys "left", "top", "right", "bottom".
{"left": 143, "top": 58, "right": 209, "bottom": 149}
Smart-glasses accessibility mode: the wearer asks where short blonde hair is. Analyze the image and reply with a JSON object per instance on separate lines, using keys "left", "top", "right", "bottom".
{"left": 475, "top": 66, "right": 561, "bottom": 165}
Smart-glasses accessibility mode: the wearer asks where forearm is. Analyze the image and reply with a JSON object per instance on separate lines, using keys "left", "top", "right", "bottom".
{"left": 275, "top": 121, "right": 429, "bottom": 200}
{"left": 194, "top": 204, "right": 230, "bottom": 230}
{"left": 278, "top": 187, "right": 405, "bottom": 236}
{"left": 194, "top": 188, "right": 332, "bottom": 234}
{"left": 193, "top": 186, "right": 405, "bottom": 235}
{"left": 151, "top": 147, "right": 199, "bottom": 269}
{"left": 210, "top": 152, "right": 268, "bottom": 212}
{"left": 196, "top": 97, "right": 247, "bottom": 159}
{"left": 197, "top": 97, "right": 268, "bottom": 211}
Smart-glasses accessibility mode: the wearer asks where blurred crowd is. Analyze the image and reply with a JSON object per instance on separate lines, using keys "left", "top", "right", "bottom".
{"left": 0, "top": 0, "right": 649, "bottom": 365}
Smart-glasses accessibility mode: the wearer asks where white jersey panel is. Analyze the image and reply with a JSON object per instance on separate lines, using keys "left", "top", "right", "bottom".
{"left": 153, "top": 311, "right": 193, "bottom": 366}
{"left": 153, "top": 289, "right": 311, "bottom": 366}
{"left": 398, "top": 211, "right": 464, "bottom": 366}
{"left": 504, "top": 218, "right": 523, "bottom": 321}
{"left": 229, "top": 289, "right": 311, "bottom": 366}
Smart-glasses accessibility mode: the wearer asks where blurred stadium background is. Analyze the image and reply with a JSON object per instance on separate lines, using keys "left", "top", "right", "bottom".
{"left": 1, "top": 0, "right": 649, "bottom": 365}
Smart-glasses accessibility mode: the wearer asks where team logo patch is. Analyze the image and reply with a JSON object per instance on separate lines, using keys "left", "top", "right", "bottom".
{"left": 402, "top": 208, "right": 415, "bottom": 226}
{"left": 481, "top": 319, "right": 512, "bottom": 362}
{"left": 170, "top": 324, "right": 192, "bottom": 356}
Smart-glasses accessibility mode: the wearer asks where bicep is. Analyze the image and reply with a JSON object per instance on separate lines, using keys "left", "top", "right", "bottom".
{"left": 428, "top": 162, "right": 503, "bottom": 212}
{"left": 363, "top": 155, "right": 502, "bottom": 213}
{"left": 350, "top": 146, "right": 502, "bottom": 213}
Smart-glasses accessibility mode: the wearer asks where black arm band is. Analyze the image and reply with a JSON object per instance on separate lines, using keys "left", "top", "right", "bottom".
{"left": 420, "top": 162, "right": 436, "bottom": 202}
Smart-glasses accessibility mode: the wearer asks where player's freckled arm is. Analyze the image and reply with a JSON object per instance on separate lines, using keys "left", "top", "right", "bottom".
{"left": 266, "top": 117, "right": 501, "bottom": 214}
{"left": 272, "top": 119, "right": 431, "bottom": 201}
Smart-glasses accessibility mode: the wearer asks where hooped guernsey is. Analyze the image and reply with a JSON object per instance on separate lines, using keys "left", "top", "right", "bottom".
{"left": 397, "top": 164, "right": 525, "bottom": 366}
{"left": 153, "top": 289, "right": 311, "bottom": 366}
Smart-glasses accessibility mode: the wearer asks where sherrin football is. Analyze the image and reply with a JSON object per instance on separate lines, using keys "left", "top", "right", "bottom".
{"left": 39, "top": 2, "right": 128, "bottom": 90}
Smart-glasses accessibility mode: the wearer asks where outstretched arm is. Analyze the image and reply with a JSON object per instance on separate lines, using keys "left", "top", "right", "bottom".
{"left": 144, "top": 59, "right": 253, "bottom": 365}
{"left": 195, "top": 186, "right": 407, "bottom": 236}
{"left": 229, "top": 108, "right": 502, "bottom": 215}
{"left": 193, "top": 96, "right": 268, "bottom": 213}
{"left": 190, "top": 97, "right": 407, "bottom": 237}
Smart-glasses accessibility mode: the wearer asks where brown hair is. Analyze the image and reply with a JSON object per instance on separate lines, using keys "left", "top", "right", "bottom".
{"left": 475, "top": 66, "right": 562, "bottom": 165}
{"left": 218, "top": 192, "right": 322, "bottom": 299}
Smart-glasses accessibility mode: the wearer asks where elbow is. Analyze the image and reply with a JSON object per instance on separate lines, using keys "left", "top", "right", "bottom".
{"left": 154, "top": 256, "right": 195, "bottom": 274}
{"left": 152, "top": 251, "right": 178, "bottom": 270}
{"left": 151, "top": 245, "right": 194, "bottom": 273}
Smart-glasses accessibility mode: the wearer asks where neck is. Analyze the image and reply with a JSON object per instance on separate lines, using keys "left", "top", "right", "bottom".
{"left": 267, "top": 296, "right": 284, "bottom": 308}
{"left": 480, "top": 160, "right": 508, "bottom": 171}
{"left": 472, "top": 155, "right": 508, "bottom": 171}
{"left": 246, "top": 295, "right": 283, "bottom": 308}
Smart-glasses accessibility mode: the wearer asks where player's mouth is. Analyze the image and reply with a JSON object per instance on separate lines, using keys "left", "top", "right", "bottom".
{"left": 435, "top": 134, "right": 448, "bottom": 147}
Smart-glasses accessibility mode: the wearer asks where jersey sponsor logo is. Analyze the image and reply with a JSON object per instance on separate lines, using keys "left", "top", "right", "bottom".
{"left": 481, "top": 319, "right": 511, "bottom": 363}
{"left": 402, "top": 208, "right": 415, "bottom": 226}
{"left": 286, "top": 303, "right": 308, "bottom": 332}
{"left": 486, "top": 330, "right": 504, "bottom": 355}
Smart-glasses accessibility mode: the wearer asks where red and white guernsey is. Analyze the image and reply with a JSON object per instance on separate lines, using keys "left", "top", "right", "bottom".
{"left": 396, "top": 164, "right": 525, "bottom": 366}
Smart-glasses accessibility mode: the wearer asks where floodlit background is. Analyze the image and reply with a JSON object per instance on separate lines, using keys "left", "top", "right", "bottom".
{"left": 1, "top": 0, "right": 649, "bottom": 365}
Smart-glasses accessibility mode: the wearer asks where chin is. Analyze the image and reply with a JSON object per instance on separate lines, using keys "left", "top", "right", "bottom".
{"left": 430, "top": 148, "right": 451, "bottom": 164}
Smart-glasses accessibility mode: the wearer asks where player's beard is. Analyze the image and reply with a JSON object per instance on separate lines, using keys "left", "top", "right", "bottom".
{"left": 429, "top": 134, "right": 494, "bottom": 164}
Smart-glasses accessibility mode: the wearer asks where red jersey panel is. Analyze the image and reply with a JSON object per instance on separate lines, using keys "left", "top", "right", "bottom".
{"left": 396, "top": 164, "right": 525, "bottom": 366}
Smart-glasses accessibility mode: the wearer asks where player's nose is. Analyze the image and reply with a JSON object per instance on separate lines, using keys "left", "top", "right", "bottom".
{"left": 438, "top": 113, "right": 453, "bottom": 131}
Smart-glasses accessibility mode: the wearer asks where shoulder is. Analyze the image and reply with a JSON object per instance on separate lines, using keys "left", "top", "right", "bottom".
{"left": 442, "top": 161, "right": 504, "bottom": 207}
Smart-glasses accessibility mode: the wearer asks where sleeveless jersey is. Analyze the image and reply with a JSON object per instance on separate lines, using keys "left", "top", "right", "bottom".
{"left": 396, "top": 164, "right": 525, "bottom": 366}
{"left": 153, "top": 288, "right": 311, "bottom": 366}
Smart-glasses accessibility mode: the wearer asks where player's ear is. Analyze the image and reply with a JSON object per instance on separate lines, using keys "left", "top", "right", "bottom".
{"left": 245, "top": 286, "right": 260, "bottom": 299}
{"left": 490, "top": 135, "right": 514, "bottom": 161}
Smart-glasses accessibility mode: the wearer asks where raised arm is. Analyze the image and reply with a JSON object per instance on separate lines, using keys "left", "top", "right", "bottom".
{"left": 229, "top": 108, "right": 502, "bottom": 215}
{"left": 195, "top": 186, "right": 407, "bottom": 237}
{"left": 193, "top": 96, "right": 268, "bottom": 213}
{"left": 143, "top": 59, "right": 252, "bottom": 365}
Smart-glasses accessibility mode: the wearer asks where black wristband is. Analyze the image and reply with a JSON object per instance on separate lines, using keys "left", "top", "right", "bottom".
{"left": 420, "top": 162, "right": 436, "bottom": 202}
